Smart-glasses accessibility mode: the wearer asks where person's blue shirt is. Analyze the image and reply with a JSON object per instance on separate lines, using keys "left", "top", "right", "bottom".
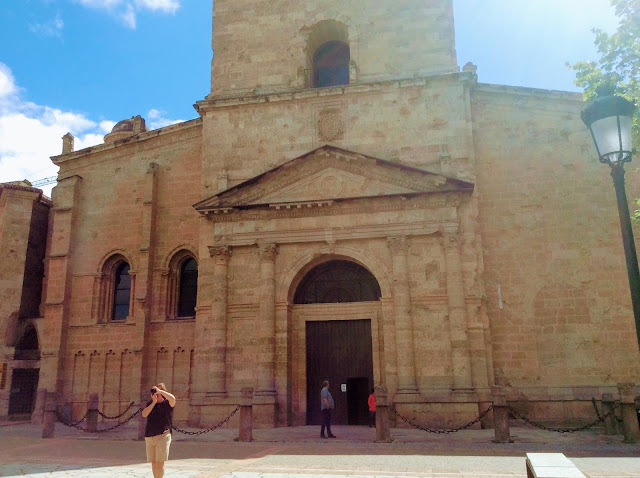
{"left": 321, "top": 386, "right": 334, "bottom": 410}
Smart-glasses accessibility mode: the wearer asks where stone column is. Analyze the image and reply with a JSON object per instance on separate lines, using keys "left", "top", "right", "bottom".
{"left": 256, "top": 243, "right": 278, "bottom": 395}
{"left": 618, "top": 382, "right": 639, "bottom": 443}
{"left": 86, "top": 393, "right": 99, "bottom": 432}
{"left": 209, "top": 245, "right": 232, "bottom": 395}
{"left": 491, "top": 387, "right": 511, "bottom": 443}
{"left": 387, "top": 236, "right": 417, "bottom": 395}
{"left": 41, "top": 391, "right": 57, "bottom": 438}
{"left": 374, "top": 385, "right": 392, "bottom": 443}
{"left": 602, "top": 393, "right": 620, "bottom": 435}
{"left": 440, "top": 229, "right": 473, "bottom": 390}
{"left": 238, "top": 387, "right": 254, "bottom": 442}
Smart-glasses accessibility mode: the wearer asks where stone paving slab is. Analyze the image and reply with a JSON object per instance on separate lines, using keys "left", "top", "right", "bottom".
{"left": 0, "top": 422, "right": 639, "bottom": 477}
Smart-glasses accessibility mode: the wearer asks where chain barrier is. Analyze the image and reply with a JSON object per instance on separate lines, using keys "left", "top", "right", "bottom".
{"left": 170, "top": 405, "right": 240, "bottom": 436}
{"left": 591, "top": 397, "right": 624, "bottom": 424}
{"left": 91, "top": 407, "right": 142, "bottom": 433}
{"left": 55, "top": 406, "right": 143, "bottom": 433}
{"left": 390, "top": 404, "right": 493, "bottom": 434}
{"left": 55, "top": 410, "right": 88, "bottom": 430}
{"left": 591, "top": 398, "right": 604, "bottom": 421}
{"left": 97, "top": 401, "right": 136, "bottom": 420}
{"left": 506, "top": 402, "right": 620, "bottom": 434}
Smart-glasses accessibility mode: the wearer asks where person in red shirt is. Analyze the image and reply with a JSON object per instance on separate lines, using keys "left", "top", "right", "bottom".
{"left": 367, "top": 388, "right": 376, "bottom": 428}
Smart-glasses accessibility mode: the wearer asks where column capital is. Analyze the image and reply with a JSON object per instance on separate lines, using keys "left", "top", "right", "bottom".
{"left": 387, "top": 236, "right": 409, "bottom": 255}
{"left": 439, "top": 231, "right": 461, "bottom": 251}
{"left": 258, "top": 243, "right": 279, "bottom": 262}
{"left": 208, "top": 245, "right": 232, "bottom": 263}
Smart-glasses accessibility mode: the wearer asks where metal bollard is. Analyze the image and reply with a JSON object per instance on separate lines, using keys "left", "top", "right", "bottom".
{"left": 602, "top": 393, "right": 620, "bottom": 435}
{"left": 374, "top": 385, "right": 392, "bottom": 443}
{"left": 617, "top": 383, "right": 639, "bottom": 443}
{"left": 492, "top": 387, "right": 512, "bottom": 443}
{"left": 86, "top": 393, "right": 99, "bottom": 432}
{"left": 42, "top": 392, "right": 57, "bottom": 438}
{"left": 239, "top": 387, "right": 254, "bottom": 442}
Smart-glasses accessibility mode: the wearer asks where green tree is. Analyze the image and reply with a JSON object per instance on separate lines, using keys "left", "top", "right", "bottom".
{"left": 568, "top": 0, "right": 639, "bottom": 148}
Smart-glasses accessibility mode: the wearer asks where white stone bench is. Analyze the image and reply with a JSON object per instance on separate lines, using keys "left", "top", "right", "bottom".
{"left": 526, "top": 453, "right": 586, "bottom": 478}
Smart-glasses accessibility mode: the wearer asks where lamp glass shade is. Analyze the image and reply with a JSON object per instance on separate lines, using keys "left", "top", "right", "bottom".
{"left": 590, "top": 115, "right": 633, "bottom": 163}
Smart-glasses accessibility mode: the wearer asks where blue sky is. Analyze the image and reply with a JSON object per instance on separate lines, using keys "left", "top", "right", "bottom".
{"left": 0, "top": 0, "right": 619, "bottom": 196}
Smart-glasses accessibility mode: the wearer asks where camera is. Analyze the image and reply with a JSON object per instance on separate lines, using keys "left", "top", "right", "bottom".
{"left": 150, "top": 388, "right": 157, "bottom": 394}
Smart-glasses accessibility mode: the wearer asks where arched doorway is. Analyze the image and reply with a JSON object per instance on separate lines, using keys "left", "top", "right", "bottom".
{"left": 9, "top": 325, "right": 40, "bottom": 418}
{"left": 294, "top": 260, "right": 380, "bottom": 426}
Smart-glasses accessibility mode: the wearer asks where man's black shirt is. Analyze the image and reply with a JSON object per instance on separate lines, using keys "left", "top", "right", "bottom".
{"left": 144, "top": 399, "right": 173, "bottom": 437}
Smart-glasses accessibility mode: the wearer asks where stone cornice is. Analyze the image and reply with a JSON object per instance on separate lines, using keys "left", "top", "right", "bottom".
{"left": 212, "top": 221, "right": 458, "bottom": 247}
{"left": 474, "top": 83, "right": 583, "bottom": 103}
{"left": 205, "top": 193, "right": 465, "bottom": 222}
{"left": 51, "top": 118, "right": 202, "bottom": 165}
{"left": 195, "top": 71, "right": 476, "bottom": 113}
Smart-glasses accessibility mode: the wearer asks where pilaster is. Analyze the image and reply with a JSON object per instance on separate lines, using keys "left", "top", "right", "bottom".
{"left": 256, "top": 243, "right": 278, "bottom": 397}
{"left": 440, "top": 227, "right": 473, "bottom": 390}
{"left": 387, "top": 236, "right": 418, "bottom": 396}
{"left": 136, "top": 163, "right": 158, "bottom": 398}
{"left": 37, "top": 176, "right": 81, "bottom": 406}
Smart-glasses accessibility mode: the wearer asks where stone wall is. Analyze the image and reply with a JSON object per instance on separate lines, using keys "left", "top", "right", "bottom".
{"left": 0, "top": 183, "right": 50, "bottom": 418}
{"left": 472, "top": 84, "right": 640, "bottom": 415}
{"left": 210, "top": 0, "right": 457, "bottom": 97}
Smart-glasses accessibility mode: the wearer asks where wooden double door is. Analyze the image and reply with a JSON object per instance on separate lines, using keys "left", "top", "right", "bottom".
{"left": 306, "top": 319, "right": 373, "bottom": 426}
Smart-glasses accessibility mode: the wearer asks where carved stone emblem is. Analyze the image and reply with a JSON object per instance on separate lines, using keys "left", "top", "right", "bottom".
{"left": 317, "top": 109, "right": 344, "bottom": 142}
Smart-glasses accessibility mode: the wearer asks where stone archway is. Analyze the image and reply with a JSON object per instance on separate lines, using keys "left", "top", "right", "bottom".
{"left": 9, "top": 324, "right": 41, "bottom": 418}
{"left": 291, "top": 259, "right": 381, "bottom": 426}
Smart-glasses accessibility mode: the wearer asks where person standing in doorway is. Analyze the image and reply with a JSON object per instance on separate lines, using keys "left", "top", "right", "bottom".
{"left": 320, "top": 380, "right": 336, "bottom": 438}
{"left": 368, "top": 388, "right": 376, "bottom": 428}
{"left": 142, "top": 383, "right": 176, "bottom": 478}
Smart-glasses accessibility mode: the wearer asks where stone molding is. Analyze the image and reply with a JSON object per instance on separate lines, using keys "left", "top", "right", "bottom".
{"left": 213, "top": 221, "right": 448, "bottom": 247}
{"left": 208, "top": 245, "right": 232, "bottom": 263}
{"left": 195, "top": 70, "right": 472, "bottom": 112}
{"left": 205, "top": 197, "right": 457, "bottom": 222}
{"left": 258, "top": 243, "right": 279, "bottom": 262}
{"left": 387, "top": 236, "right": 409, "bottom": 255}
{"left": 200, "top": 148, "right": 464, "bottom": 211}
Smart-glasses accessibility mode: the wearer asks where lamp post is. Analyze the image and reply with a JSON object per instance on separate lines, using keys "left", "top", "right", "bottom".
{"left": 581, "top": 93, "right": 639, "bottom": 349}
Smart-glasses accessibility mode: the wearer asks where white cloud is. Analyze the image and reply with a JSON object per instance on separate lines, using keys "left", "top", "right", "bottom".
{"left": 0, "top": 64, "right": 186, "bottom": 197}
{"left": 146, "top": 108, "right": 184, "bottom": 130}
{"left": 135, "top": 0, "right": 180, "bottom": 14}
{"left": 75, "top": 0, "right": 180, "bottom": 29}
{"left": 28, "top": 14, "right": 64, "bottom": 38}
{"left": 0, "top": 63, "right": 17, "bottom": 99}
{"left": 121, "top": 3, "right": 137, "bottom": 29}
{"left": 0, "top": 63, "right": 108, "bottom": 196}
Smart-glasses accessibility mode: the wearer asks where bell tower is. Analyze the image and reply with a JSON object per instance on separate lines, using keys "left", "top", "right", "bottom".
{"left": 208, "top": 0, "right": 458, "bottom": 98}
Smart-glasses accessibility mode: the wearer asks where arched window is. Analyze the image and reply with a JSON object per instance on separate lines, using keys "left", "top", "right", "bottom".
{"left": 112, "top": 262, "right": 131, "bottom": 320}
{"left": 313, "top": 41, "right": 350, "bottom": 88}
{"left": 294, "top": 260, "right": 381, "bottom": 304}
{"left": 177, "top": 258, "right": 198, "bottom": 317}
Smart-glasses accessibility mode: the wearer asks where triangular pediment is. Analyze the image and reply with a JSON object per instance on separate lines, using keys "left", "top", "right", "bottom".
{"left": 194, "top": 145, "right": 473, "bottom": 213}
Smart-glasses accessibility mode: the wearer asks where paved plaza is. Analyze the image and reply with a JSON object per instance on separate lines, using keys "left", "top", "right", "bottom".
{"left": 0, "top": 421, "right": 639, "bottom": 477}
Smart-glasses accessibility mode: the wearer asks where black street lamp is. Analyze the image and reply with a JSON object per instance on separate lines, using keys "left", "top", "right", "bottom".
{"left": 581, "top": 94, "right": 639, "bottom": 349}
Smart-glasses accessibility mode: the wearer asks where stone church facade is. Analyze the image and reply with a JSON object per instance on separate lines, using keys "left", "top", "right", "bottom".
{"left": 1, "top": 0, "right": 639, "bottom": 427}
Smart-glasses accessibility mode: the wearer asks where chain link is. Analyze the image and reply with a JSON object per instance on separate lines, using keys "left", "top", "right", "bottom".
{"left": 97, "top": 401, "right": 136, "bottom": 420}
{"left": 391, "top": 404, "right": 493, "bottom": 434}
{"left": 56, "top": 407, "right": 143, "bottom": 433}
{"left": 506, "top": 402, "right": 619, "bottom": 433}
{"left": 91, "top": 407, "right": 142, "bottom": 433}
{"left": 170, "top": 405, "right": 240, "bottom": 436}
{"left": 56, "top": 410, "right": 88, "bottom": 430}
